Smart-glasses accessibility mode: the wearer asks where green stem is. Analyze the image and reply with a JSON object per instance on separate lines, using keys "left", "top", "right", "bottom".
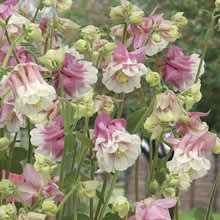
{"left": 90, "top": 150, "right": 96, "bottom": 220}
{"left": 73, "top": 193, "right": 78, "bottom": 220}
{"left": 135, "top": 156, "right": 140, "bottom": 202}
{"left": 6, "top": 133, "right": 17, "bottom": 179}
{"left": 94, "top": 173, "right": 109, "bottom": 220}
{"left": 98, "top": 171, "right": 119, "bottom": 220}
{"left": 31, "top": 5, "right": 41, "bottom": 22}
{"left": 194, "top": 10, "right": 216, "bottom": 83}
{"left": 14, "top": 188, "right": 28, "bottom": 212}
{"left": 205, "top": 172, "right": 220, "bottom": 220}
{"left": 0, "top": 128, "right": 3, "bottom": 138}
{"left": 27, "top": 120, "right": 33, "bottom": 163}
{"left": 122, "top": 23, "right": 128, "bottom": 43}
{"left": 117, "top": 93, "right": 125, "bottom": 118}
{"left": 50, "top": 16, "right": 55, "bottom": 49}
{"left": 149, "top": 139, "right": 153, "bottom": 172}
{"left": 19, "top": 49, "right": 39, "bottom": 64}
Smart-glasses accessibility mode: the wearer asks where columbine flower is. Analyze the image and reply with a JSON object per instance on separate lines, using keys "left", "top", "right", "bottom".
{"left": 102, "top": 40, "right": 147, "bottom": 93}
{"left": 30, "top": 115, "right": 64, "bottom": 162}
{"left": 16, "top": 164, "right": 64, "bottom": 205}
{"left": 126, "top": 198, "right": 176, "bottom": 220}
{"left": 0, "top": 0, "right": 18, "bottom": 20}
{"left": 54, "top": 53, "right": 98, "bottom": 99}
{"left": 0, "top": 203, "right": 17, "bottom": 220}
{"left": 18, "top": 212, "right": 46, "bottom": 220}
{"left": 165, "top": 131, "right": 216, "bottom": 180}
{"left": 7, "top": 63, "right": 57, "bottom": 116}
{"left": 159, "top": 45, "right": 205, "bottom": 91}
{"left": 94, "top": 95, "right": 116, "bottom": 115}
{"left": 93, "top": 112, "right": 141, "bottom": 173}
{"left": 112, "top": 196, "right": 130, "bottom": 218}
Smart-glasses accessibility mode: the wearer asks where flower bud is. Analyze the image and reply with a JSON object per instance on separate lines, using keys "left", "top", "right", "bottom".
{"left": 0, "top": 180, "right": 15, "bottom": 199}
{"left": 18, "top": 212, "right": 46, "bottom": 220}
{"left": 171, "top": 12, "right": 188, "bottom": 27}
{"left": 38, "top": 47, "right": 65, "bottom": 70}
{"left": 0, "top": 137, "right": 10, "bottom": 151}
{"left": 78, "top": 180, "right": 100, "bottom": 199}
{"left": 216, "top": 0, "right": 220, "bottom": 10}
{"left": 168, "top": 179, "right": 180, "bottom": 188}
{"left": 80, "top": 25, "right": 101, "bottom": 41}
{"left": 212, "top": 137, "right": 220, "bottom": 154}
{"left": 102, "top": 43, "right": 117, "bottom": 53}
{"left": 74, "top": 39, "right": 90, "bottom": 52}
{"left": 94, "top": 95, "right": 116, "bottom": 115}
{"left": 112, "top": 196, "right": 130, "bottom": 218}
{"left": 56, "top": 18, "right": 80, "bottom": 34}
{"left": 55, "top": 0, "right": 72, "bottom": 13}
{"left": 128, "top": 9, "right": 144, "bottom": 25}
{"left": 148, "top": 181, "right": 159, "bottom": 194}
{"left": 146, "top": 68, "right": 161, "bottom": 87}
{"left": 152, "top": 33, "right": 162, "bottom": 43}
{"left": 110, "top": 6, "right": 124, "bottom": 20}
{"left": 41, "top": 198, "right": 57, "bottom": 216}
{"left": 43, "top": 0, "right": 54, "bottom": 7}
{"left": 25, "top": 23, "right": 44, "bottom": 42}
{"left": 163, "top": 187, "right": 176, "bottom": 198}
{"left": 0, "top": 203, "right": 16, "bottom": 220}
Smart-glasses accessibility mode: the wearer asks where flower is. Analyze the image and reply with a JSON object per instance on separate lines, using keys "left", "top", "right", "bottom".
{"left": 175, "top": 111, "right": 209, "bottom": 136}
{"left": 18, "top": 212, "right": 46, "bottom": 220}
{"left": 165, "top": 131, "right": 217, "bottom": 180}
{"left": 94, "top": 95, "right": 116, "bottom": 115}
{"left": 93, "top": 112, "right": 141, "bottom": 173}
{"left": 7, "top": 63, "right": 57, "bottom": 116}
{"left": 102, "top": 40, "right": 147, "bottom": 93}
{"left": 0, "top": 0, "right": 18, "bottom": 20}
{"left": 0, "top": 137, "right": 10, "bottom": 151}
{"left": 0, "top": 179, "right": 15, "bottom": 199}
{"left": 0, "top": 203, "right": 17, "bottom": 220}
{"left": 126, "top": 198, "right": 176, "bottom": 220}
{"left": 78, "top": 180, "right": 100, "bottom": 199}
{"left": 41, "top": 197, "right": 57, "bottom": 216}
{"left": 171, "top": 12, "right": 188, "bottom": 27}
{"left": 30, "top": 115, "right": 64, "bottom": 162}
{"left": 112, "top": 196, "right": 130, "bottom": 218}
{"left": 159, "top": 45, "right": 205, "bottom": 91}
{"left": 16, "top": 164, "right": 64, "bottom": 205}
{"left": 54, "top": 53, "right": 98, "bottom": 99}
{"left": 25, "top": 23, "right": 44, "bottom": 42}
{"left": 80, "top": 25, "right": 101, "bottom": 41}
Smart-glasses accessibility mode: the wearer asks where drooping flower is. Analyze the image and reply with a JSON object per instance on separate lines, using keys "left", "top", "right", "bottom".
{"left": 30, "top": 115, "right": 64, "bottom": 162}
{"left": 102, "top": 40, "right": 147, "bottom": 93}
{"left": 112, "top": 196, "right": 130, "bottom": 218}
{"left": 0, "top": 0, "right": 18, "bottom": 20}
{"left": 7, "top": 63, "right": 57, "bottom": 115}
{"left": 54, "top": 53, "right": 98, "bottom": 99}
{"left": 159, "top": 45, "right": 205, "bottom": 91}
{"left": 126, "top": 198, "right": 176, "bottom": 220}
{"left": 16, "top": 164, "right": 64, "bottom": 206}
{"left": 165, "top": 131, "right": 217, "bottom": 180}
{"left": 93, "top": 112, "right": 141, "bottom": 173}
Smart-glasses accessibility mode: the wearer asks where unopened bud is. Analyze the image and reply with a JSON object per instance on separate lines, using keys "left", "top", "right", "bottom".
{"left": 110, "top": 6, "right": 124, "bottom": 20}
{"left": 128, "top": 10, "right": 144, "bottom": 25}
{"left": 55, "top": 0, "right": 72, "bottom": 13}
{"left": 163, "top": 187, "right": 176, "bottom": 198}
{"left": 152, "top": 33, "right": 162, "bottom": 43}
{"left": 78, "top": 180, "right": 100, "bottom": 199}
{"left": 112, "top": 196, "right": 130, "bottom": 218}
{"left": 43, "top": 0, "right": 54, "bottom": 7}
{"left": 25, "top": 23, "right": 44, "bottom": 42}
{"left": 41, "top": 198, "right": 57, "bottom": 216}
{"left": 0, "top": 137, "right": 10, "bottom": 151}
{"left": 212, "top": 137, "right": 220, "bottom": 154}
{"left": 0, "top": 203, "right": 16, "bottom": 220}
{"left": 74, "top": 39, "right": 89, "bottom": 52}
{"left": 80, "top": 25, "right": 101, "bottom": 41}
{"left": 102, "top": 43, "right": 117, "bottom": 53}
{"left": 148, "top": 181, "right": 159, "bottom": 194}
{"left": 171, "top": 12, "right": 188, "bottom": 27}
{"left": 0, "top": 180, "right": 15, "bottom": 199}
{"left": 146, "top": 69, "right": 161, "bottom": 87}
{"left": 56, "top": 18, "right": 80, "bottom": 34}
{"left": 216, "top": 0, "right": 220, "bottom": 10}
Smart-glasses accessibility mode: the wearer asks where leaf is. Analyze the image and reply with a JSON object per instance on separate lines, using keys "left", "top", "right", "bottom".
{"left": 77, "top": 214, "right": 90, "bottom": 220}
{"left": 74, "top": 131, "right": 94, "bottom": 149}
{"left": 193, "top": 207, "right": 214, "bottom": 220}
{"left": 126, "top": 107, "right": 146, "bottom": 133}
{"left": 96, "top": 190, "right": 104, "bottom": 204}
{"left": 103, "top": 213, "right": 121, "bottom": 220}
{"left": 12, "top": 148, "right": 27, "bottom": 161}
{"left": 10, "top": 160, "right": 22, "bottom": 174}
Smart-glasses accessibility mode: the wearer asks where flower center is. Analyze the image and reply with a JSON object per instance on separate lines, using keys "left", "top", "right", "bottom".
{"left": 6, "top": 112, "right": 13, "bottom": 122}
{"left": 116, "top": 70, "right": 129, "bottom": 84}
{"left": 116, "top": 149, "right": 127, "bottom": 158}
{"left": 32, "top": 100, "right": 42, "bottom": 108}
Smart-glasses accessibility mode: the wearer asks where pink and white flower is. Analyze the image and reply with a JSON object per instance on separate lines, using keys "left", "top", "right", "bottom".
{"left": 7, "top": 63, "right": 57, "bottom": 115}
{"left": 159, "top": 45, "right": 205, "bottom": 91}
{"left": 54, "top": 53, "right": 98, "bottom": 99}
{"left": 126, "top": 198, "right": 176, "bottom": 220}
{"left": 165, "top": 131, "right": 216, "bottom": 180}
{"left": 30, "top": 115, "right": 64, "bottom": 162}
{"left": 0, "top": 0, "right": 18, "bottom": 20}
{"left": 16, "top": 164, "right": 64, "bottom": 205}
{"left": 93, "top": 112, "right": 141, "bottom": 173}
{"left": 102, "top": 40, "right": 147, "bottom": 93}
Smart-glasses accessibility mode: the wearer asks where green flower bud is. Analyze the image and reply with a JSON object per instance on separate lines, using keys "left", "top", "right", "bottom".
{"left": 152, "top": 33, "right": 162, "bottom": 43}
{"left": 20, "top": 212, "right": 46, "bottom": 220}
{"left": 74, "top": 39, "right": 90, "bottom": 52}
{"left": 110, "top": 6, "right": 124, "bottom": 20}
{"left": 146, "top": 68, "right": 161, "bottom": 87}
{"left": 80, "top": 25, "right": 101, "bottom": 41}
{"left": 43, "top": 0, "right": 54, "bottom": 7}
{"left": 0, "top": 180, "right": 15, "bottom": 199}
{"left": 41, "top": 198, "right": 57, "bottom": 216}
{"left": 78, "top": 180, "right": 100, "bottom": 199}
{"left": 55, "top": 0, "right": 72, "bottom": 13}
{"left": 148, "top": 181, "right": 159, "bottom": 194}
{"left": 38, "top": 47, "right": 65, "bottom": 70}
{"left": 171, "top": 12, "right": 188, "bottom": 27}
{"left": 212, "top": 137, "right": 220, "bottom": 154}
{"left": 0, "top": 137, "right": 10, "bottom": 151}
{"left": 163, "top": 187, "right": 176, "bottom": 198}
{"left": 25, "top": 23, "right": 44, "bottom": 42}
{"left": 0, "top": 203, "right": 16, "bottom": 220}
{"left": 112, "top": 196, "right": 130, "bottom": 218}
{"left": 128, "top": 10, "right": 144, "bottom": 25}
{"left": 102, "top": 43, "right": 117, "bottom": 53}
{"left": 94, "top": 95, "right": 116, "bottom": 115}
{"left": 56, "top": 18, "right": 80, "bottom": 34}
{"left": 216, "top": 0, "right": 220, "bottom": 10}
{"left": 168, "top": 179, "right": 180, "bottom": 188}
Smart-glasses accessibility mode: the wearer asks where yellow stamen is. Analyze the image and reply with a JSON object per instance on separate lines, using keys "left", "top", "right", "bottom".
{"left": 116, "top": 70, "right": 129, "bottom": 84}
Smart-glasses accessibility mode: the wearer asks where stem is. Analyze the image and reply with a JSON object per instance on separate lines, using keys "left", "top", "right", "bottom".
{"left": 149, "top": 139, "right": 153, "bottom": 172}
{"left": 194, "top": 10, "right": 216, "bottom": 83}
{"left": 98, "top": 171, "right": 119, "bottom": 220}
{"left": 0, "top": 128, "right": 3, "bottom": 138}
{"left": 205, "top": 172, "right": 220, "bottom": 220}
{"left": 50, "top": 16, "right": 55, "bottom": 49}
{"left": 117, "top": 93, "right": 125, "bottom": 118}
{"left": 31, "top": 5, "right": 41, "bottom": 22}
{"left": 19, "top": 49, "right": 39, "bottom": 64}
{"left": 73, "top": 193, "right": 78, "bottom": 220}
{"left": 27, "top": 120, "right": 33, "bottom": 163}
{"left": 14, "top": 188, "right": 28, "bottom": 212}
{"left": 122, "top": 23, "right": 128, "bottom": 43}
{"left": 135, "top": 156, "right": 140, "bottom": 202}
{"left": 6, "top": 133, "right": 17, "bottom": 179}
{"left": 90, "top": 150, "right": 96, "bottom": 220}
{"left": 94, "top": 173, "right": 109, "bottom": 220}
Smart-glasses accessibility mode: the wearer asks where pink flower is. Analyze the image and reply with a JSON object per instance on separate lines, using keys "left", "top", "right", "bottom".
{"left": 30, "top": 115, "right": 65, "bottom": 162}
{"left": 0, "top": 0, "right": 18, "bottom": 20}
{"left": 126, "top": 198, "right": 176, "bottom": 220}
{"left": 0, "top": 43, "right": 32, "bottom": 67}
{"left": 16, "top": 164, "right": 64, "bottom": 205}
{"left": 159, "top": 45, "right": 204, "bottom": 91}
{"left": 93, "top": 112, "right": 141, "bottom": 173}
{"left": 165, "top": 131, "right": 216, "bottom": 179}
{"left": 175, "top": 111, "right": 209, "bottom": 136}
{"left": 102, "top": 40, "right": 147, "bottom": 93}
{"left": 54, "top": 53, "right": 98, "bottom": 99}
{"left": 7, "top": 63, "right": 57, "bottom": 115}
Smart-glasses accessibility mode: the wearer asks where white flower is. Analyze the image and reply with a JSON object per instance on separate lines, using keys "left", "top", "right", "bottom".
{"left": 145, "top": 39, "right": 169, "bottom": 56}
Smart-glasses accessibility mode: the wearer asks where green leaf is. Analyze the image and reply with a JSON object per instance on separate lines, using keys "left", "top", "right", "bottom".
{"left": 103, "top": 213, "right": 121, "bottom": 220}
{"left": 74, "top": 131, "right": 94, "bottom": 149}
{"left": 96, "top": 190, "right": 104, "bottom": 204}
{"left": 194, "top": 207, "right": 214, "bottom": 220}
{"left": 77, "top": 214, "right": 90, "bottom": 220}
{"left": 126, "top": 107, "right": 146, "bottom": 133}
{"left": 12, "top": 148, "right": 27, "bottom": 161}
